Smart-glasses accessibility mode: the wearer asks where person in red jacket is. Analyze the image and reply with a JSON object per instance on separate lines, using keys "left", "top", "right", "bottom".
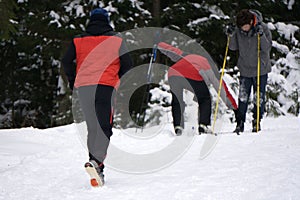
{"left": 158, "top": 42, "right": 238, "bottom": 135}
{"left": 62, "top": 8, "right": 132, "bottom": 187}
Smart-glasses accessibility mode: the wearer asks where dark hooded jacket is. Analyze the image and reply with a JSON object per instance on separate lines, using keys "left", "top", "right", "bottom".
{"left": 229, "top": 10, "right": 272, "bottom": 77}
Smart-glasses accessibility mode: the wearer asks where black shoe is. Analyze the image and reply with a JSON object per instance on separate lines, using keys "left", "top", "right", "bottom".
{"left": 233, "top": 122, "right": 244, "bottom": 135}
{"left": 252, "top": 119, "right": 261, "bottom": 132}
{"left": 174, "top": 126, "right": 183, "bottom": 136}
{"left": 198, "top": 124, "right": 212, "bottom": 135}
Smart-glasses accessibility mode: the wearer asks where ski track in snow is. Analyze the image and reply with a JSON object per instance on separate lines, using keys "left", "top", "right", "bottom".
{"left": 0, "top": 116, "right": 300, "bottom": 200}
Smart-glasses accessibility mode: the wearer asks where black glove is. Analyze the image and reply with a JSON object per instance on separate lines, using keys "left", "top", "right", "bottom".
{"left": 254, "top": 24, "right": 264, "bottom": 36}
{"left": 225, "top": 24, "right": 235, "bottom": 36}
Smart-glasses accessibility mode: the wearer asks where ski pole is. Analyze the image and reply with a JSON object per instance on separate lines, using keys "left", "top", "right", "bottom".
{"left": 256, "top": 34, "right": 261, "bottom": 132}
{"left": 212, "top": 35, "right": 230, "bottom": 134}
{"left": 136, "top": 41, "right": 158, "bottom": 131}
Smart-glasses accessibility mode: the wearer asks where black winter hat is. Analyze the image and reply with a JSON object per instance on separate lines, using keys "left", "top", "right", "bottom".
{"left": 90, "top": 8, "right": 110, "bottom": 22}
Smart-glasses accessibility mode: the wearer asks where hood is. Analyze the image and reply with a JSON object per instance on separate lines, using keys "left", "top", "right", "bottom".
{"left": 85, "top": 20, "right": 114, "bottom": 36}
{"left": 249, "top": 9, "right": 263, "bottom": 25}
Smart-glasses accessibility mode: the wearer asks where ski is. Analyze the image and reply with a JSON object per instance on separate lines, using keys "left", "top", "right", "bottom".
{"left": 199, "top": 132, "right": 218, "bottom": 136}
{"left": 200, "top": 131, "right": 260, "bottom": 136}
{"left": 199, "top": 131, "right": 240, "bottom": 136}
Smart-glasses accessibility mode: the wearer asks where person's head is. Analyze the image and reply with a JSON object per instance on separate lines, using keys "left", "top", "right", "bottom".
{"left": 236, "top": 9, "right": 254, "bottom": 32}
{"left": 90, "top": 8, "right": 110, "bottom": 23}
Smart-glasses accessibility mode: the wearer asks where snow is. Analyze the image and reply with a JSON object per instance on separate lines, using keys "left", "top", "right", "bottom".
{"left": 129, "top": 0, "right": 151, "bottom": 16}
{"left": 287, "top": 0, "right": 295, "bottom": 10}
{"left": 57, "top": 75, "right": 66, "bottom": 95}
{"left": 188, "top": 17, "right": 209, "bottom": 26}
{"left": 49, "top": 11, "right": 62, "bottom": 28}
{"left": 64, "top": 0, "right": 86, "bottom": 18}
{"left": 2, "top": 1, "right": 300, "bottom": 198}
{"left": 274, "top": 22, "right": 299, "bottom": 45}
{"left": 75, "top": 5, "right": 85, "bottom": 18}
{"left": 17, "top": 0, "right": 27, "bottom": 3}
{"left": 150, "top": 87, "right": 171, "bottom": 103}
{"left": 192, "top": 3, "right": 201, "bottom": 9}
{"left": 1, "top": 114, "right": 300, "bottom": 199}
{"left": 9, "top": 19, "right": 19, "bottom": 25}
{"left": 272, "top": 41, "right": 289, "bottom": 54}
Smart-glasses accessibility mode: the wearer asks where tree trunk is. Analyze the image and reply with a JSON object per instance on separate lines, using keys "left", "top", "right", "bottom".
{"left": 152, "top": 0, "right": 160, "bottom": 26}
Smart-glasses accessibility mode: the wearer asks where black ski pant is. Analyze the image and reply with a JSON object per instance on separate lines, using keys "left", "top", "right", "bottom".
{"left": 168, "top": 76, "right": 211, "bottom": 129}
{"left": 78, "top": 84, "right": 114, "bottom": 170}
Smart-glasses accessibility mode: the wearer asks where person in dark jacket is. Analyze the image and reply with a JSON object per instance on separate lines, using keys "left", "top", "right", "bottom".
{"left": 227, "top": 9, "right": 272, "bottom": 133}
{"left": 62, "top": 8, "right": 132, "bottom": 187}
{"left": 158, "top": 42, "right": 238, "bottom": 135}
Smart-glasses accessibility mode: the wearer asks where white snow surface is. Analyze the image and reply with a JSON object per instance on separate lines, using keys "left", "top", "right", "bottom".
{"left": 0, "top": 114, "right": 300, "bottom": 200}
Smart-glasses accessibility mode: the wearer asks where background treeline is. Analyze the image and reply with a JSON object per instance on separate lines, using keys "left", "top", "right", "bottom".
{"left": 0, "top": 0, "right": 299, "bottom": 128}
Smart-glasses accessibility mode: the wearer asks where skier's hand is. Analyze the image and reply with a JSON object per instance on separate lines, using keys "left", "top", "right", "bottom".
{"left": 225, "top": 24, "right": 235, "bottom": 36}
{"left": 254, "top": 24, "right": 264, "bottom": 36}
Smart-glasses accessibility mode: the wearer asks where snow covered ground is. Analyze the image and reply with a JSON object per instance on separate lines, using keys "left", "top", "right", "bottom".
{"left": 0, "top": 115, "right": 300, "bottom": 200}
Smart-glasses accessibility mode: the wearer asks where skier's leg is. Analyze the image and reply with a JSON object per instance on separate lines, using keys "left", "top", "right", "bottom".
{"left": 78, "top": 86, "right": 107, "bottom": 187}
{"left": 188, "top": 79, "right": 211, "bottom": 126}
{"left": 92, "top": 85, "right": 114, "bottom": 168}
{"left": 77, "top": 85, "right": 100, "bottom": 160}
{"left": 169, "top": 76, "right": 185, "bottom": 129}
{"left": 234, "top": 76, "right": 252, "bottom": 133}
{"left": 252, "top": 74, "right": 268, "bottom": 130}
{"left": 238, "top": 76, "right": 252, "bottom": 122}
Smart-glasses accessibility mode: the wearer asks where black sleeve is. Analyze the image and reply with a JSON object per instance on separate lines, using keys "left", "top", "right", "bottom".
{"left": 118, "top": 40, "right": 133, "bottom": 78}
{"left": 62, "top": 41, "right": 76, "bottom": 90}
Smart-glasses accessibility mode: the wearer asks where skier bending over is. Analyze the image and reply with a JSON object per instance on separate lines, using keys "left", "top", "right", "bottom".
{"left": 157, "top": 42, "right": 238, "bottom": 135}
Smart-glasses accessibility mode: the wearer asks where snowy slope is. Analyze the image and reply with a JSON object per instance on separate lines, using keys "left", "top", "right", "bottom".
{"left": 0, "top": 115, "right": 300, "bottom": 200}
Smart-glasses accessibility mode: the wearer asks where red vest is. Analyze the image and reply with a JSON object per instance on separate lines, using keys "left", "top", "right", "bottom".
{"left": 73, "top": 35, "right": 122, "bottom": 88}
{"left": 168, "top": 54, "right": 211, "bottom": 81}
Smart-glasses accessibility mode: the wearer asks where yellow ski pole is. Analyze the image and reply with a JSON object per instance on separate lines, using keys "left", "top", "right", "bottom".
{"left": 256, "top": 34, "right": 261, "bottom": 132}
{"left": 212, "top": 35, "right": 230, "bottom": 134}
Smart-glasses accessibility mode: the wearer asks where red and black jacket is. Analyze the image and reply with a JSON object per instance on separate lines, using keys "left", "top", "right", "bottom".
{"left": 62, "top": 20, "right": 132, "bottom": 89}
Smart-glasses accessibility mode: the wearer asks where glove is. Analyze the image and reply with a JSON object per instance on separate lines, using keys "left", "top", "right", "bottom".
{"left": 254, "top": 24, "right": 264, "bottom": 36}
{"left": 225, "top": 24, "right": 235, "bottom": 36}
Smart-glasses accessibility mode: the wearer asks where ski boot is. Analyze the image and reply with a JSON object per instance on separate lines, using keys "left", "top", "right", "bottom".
{"left": 233, "top": 121, "right": 244, "bottom": 135}
{"left": 252, "top": 119, "right": 261, "bottom": 132}
{"left": 233, "top": 109, "right": 244, "bottom": 135}
{"left": 198, "top": 124, "right": 212, "bottom": 135}
{"left": 84, "top": 160, "right": 105, "bottom": 187}
{"left": 174, "top": 126, "right": 183, "bottom": 136}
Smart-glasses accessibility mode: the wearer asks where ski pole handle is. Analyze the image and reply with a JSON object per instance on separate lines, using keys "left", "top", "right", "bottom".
{"left": 152, "top": 30, "right": 161, "bottom": 62}
{"left": 152, "top": 44, "right": 157, "bottom": 62}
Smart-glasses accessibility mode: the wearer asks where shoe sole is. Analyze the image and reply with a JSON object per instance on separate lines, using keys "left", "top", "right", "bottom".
{"left": 85, "top": 163, "right": 104, "bottom": 187}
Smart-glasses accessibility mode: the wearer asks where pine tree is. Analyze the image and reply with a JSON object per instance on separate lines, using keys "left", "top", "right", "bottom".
{"left": 0, "top": 0, "right": 18, "bottom": 39}
{"left": 0, "top": 0, "right": 299, "bottom": 129}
